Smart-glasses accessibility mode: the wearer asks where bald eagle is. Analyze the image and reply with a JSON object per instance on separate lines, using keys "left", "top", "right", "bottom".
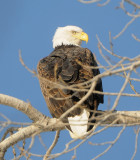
{"left": 37, "top": 26, "right": 104, "bottom": 139}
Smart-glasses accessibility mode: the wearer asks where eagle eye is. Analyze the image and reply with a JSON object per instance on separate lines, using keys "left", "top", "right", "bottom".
{"left": 72, "top": 31, "right": 77, "bottom": 35}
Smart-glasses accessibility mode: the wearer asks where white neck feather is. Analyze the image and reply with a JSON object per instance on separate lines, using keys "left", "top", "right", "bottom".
{"left": 53, "top": 38, "right": 80, "bottom": 48}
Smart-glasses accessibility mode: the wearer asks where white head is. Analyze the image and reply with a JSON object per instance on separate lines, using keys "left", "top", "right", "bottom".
{"left": 52, "top": 25, "right": 88, "bottom": 48}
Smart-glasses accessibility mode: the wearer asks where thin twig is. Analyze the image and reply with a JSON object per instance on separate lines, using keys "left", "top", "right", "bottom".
{"left": 132, "top": 34, "right": 140, "bottom": 42}
{"left": 38, "top": 134, "right": 48, "bottom": 150}
{"left": 131, "top": 127, "right": 140, "bottom": 160}
{"left": 98, "top": 0, "right": 110, "bottom": 7}
{"left": 121, "top": 64, "right": 139, "bottom": 94}
{"left": 125, "top": 0, "right": 140, "bottom": 9}
{"left": 19, "top": 50, "right": 37, "bottom": 76}
{"left": 92, "top": 125, "right": 126, "bottom": 160}
{"left": 113, "top": 16, "right": 137, "bottom": 39}
{"left": 43, "top": 130, "right": 60, "bottom": 160}
{"left": 78, "top": 0, "right": 101, "bottom": 4}
{"left": 111, "top": 71, "right": 132, "bottom": 110}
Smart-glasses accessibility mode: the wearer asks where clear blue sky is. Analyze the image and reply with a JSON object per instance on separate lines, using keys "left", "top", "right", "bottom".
{"left": 0, "top": 0, "right": 140, "bottom": 159}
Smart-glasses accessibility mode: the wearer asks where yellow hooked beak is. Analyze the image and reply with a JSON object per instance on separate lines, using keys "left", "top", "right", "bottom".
{"left": 73, "top": 31, "right": 89, "bottom": 43}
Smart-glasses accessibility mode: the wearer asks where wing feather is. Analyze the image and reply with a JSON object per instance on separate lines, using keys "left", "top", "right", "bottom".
{"left": 37, "top": 45, "right": 103, "bottom": 119}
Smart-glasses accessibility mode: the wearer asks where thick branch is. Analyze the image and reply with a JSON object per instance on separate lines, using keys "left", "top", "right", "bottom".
{"left": 97, "top": 111, "right": 140, "bottom": 126}
{"left": 1, "top": 110, "right": 140, "bottom": 159}
{"left": 0, "top": 94, "right": 46, "bottom": 122}
{"left": 0, "top": 118, "right": 64, "bottom": 159}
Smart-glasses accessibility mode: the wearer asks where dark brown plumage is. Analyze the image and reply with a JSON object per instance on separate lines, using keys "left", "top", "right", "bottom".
{"left": 37, "top": 45, "right": 103, "bottom": 123}
{"left": 37, "top": 26, "right": 104, "bottom": 139}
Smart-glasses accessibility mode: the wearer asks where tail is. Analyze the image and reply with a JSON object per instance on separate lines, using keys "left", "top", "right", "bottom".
{"left": 67, "top": 109, "right": 90, "bottom": 139}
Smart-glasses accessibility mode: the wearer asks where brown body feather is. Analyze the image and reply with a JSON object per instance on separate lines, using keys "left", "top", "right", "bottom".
{"left": 37, "top": 45, "right": 103, "bottom": 128}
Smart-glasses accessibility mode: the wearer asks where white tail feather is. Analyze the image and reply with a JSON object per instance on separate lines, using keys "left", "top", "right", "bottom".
{"left": 67, "top": 109, "right": 90, "bottom": 139}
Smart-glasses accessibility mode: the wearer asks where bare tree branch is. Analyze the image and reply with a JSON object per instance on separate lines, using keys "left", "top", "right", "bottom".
{"left": 131, "top": 127, "right": 140, "bottom": 160}
{"left": 125, "top": 0, "right": 140, "bottom": 9}
{"left": 92, "top": 125, "right": 126, "bottom": 160}
{"left": 43, "top": 130, "right": 60, "bottom": 160}
{"left": 0, "top": 94, "right": 46, "bottom": 122}
{"left": 78, "top": 0, "right": 101, "bottom": 4}
{"left": 19, "top": 50, "right": 37, "bottom": 76}
{"left": 0, "top": 119, "right": 64, "bottom": 159}
{"left": 132, "top": 33, "right": 140, "bottom": 42}
{"left": 113, "top": 16, "right": 137, "bottom": 39}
